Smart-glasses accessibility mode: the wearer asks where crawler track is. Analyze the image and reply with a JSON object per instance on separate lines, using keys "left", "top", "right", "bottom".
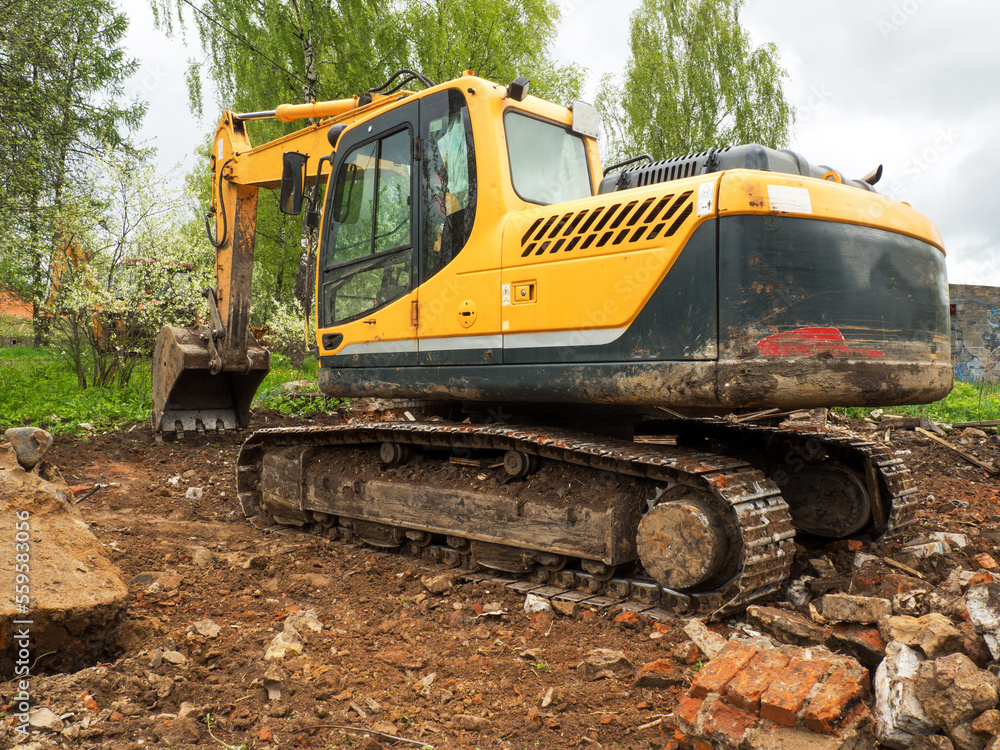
{"left": 236, "top": 422, "right": 796, "bottom": 619}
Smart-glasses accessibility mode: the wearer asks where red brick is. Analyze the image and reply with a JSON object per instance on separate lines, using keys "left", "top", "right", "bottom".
{"left": 673, "top": 696, "right": 705, "bottom": 733}
{"left": 701, "top": 696, "right": 757, "bottom": 745}
{"left": 825, "top": 539, "right": 863, "bottom": 553}
{"left": 802, "top": 666, "right": 865, "bottom": 735}
{"left": 635, "top": 659, "right": 686, "bottom": 689}
{"left": 690, "top": 641, "right": 758, "bottom": 698}
{"left": 969, "top": 571, "right": 996, "bottom": 586}
{"left": 723, "top": 650, "right": 791, "bottom": 713}
{"left": 759, "top": 658, "right": 832, "bottom": 727}
{"left": 614, "top": 610, "right": 644, "bottom": 629}
{"left": 974, "top": 553, "right": 1000, "bottom": 572}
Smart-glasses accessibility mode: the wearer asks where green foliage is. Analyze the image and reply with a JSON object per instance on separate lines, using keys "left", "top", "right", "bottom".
{"left": 835, "top": 381, "right": 1000, "bottom": 425}
{"left": 595, "top": 0, "right": 794, "bottom": 163}
{"left": 0, "top": 0, "right": 145, "bottom": 306}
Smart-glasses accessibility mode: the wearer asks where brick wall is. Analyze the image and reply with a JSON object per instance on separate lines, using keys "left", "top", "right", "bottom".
{"left": 950, "top": 284, "right": 1000, "bottom": 382}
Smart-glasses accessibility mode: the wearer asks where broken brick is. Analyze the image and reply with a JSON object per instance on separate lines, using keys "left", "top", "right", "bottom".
{"left": 974, "top": 554, "right": 1000, "bottom": 572}
{"left": 673, "top": 695, "right": 705, "bottom": 733}
{"left": 701, "top": 695, "right": 757, "bottom": 745}
{"left": 760, "top": 658, "right": 832, "bottom": 727}
{"left": 634, "top": 659, "right": 686, "bottom": 689}
{"left": 613, "top": 610, "right": 644, "bottom": 629}
{"left": 690, "top": 641, "right": 758, "bottom": 699}
{"left": 724, "top": 649, "right": 791, "bottom": 713}
{"left": 802, "top": 665, "right": 865, "bottom": 735}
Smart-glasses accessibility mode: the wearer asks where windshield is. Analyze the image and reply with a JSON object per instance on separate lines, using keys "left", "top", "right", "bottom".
{"left": 504, "top": 111, "right": 592, "bottom": 205}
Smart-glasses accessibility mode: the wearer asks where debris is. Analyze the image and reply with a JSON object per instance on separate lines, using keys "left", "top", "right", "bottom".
{"left": 524, "top": 593, "right": 552, "bottom": 614}
{"left": 879, "top": 614, "right": 964, "bottom": 659}
{"left": 28, "top": 707, "right": 65, "bottom": 732}
{"left": 746, "top": 605, "right": 826, "bottom": 646}
{"left": 577, "top": 649, "right": 634, "bottom": 681}
{"left": 682, "top": 618, "right": 727, "bottom": 659}
{"left": 914, "top": 652, "right": 1000, "bottom": 747}
{"left": 875, "top": 642, "right": 937, "bottom": 749}
{"left": 821, "top": 593, "right": 891, "bottom": 624}
{"left": 964, "top": 584, "right": 1000, "bottom": 660}
{"left": 915, "top": 427, "right": 998, "bottom": 475}
{"left": 4, "top": 426, "right": 54, "bottom": 470}
{"left": 420, "top": 571, "right": 456, "bottom": 595}
{"left": 264, "top": 626, "right": 303, "bottom": 660}
{"left": 189, "top": 619, "right": 221, "bottom": 638}
{"left": 285, "top": 608, "right": 323, "bottom": 633}
{"left": 185, "top": 486, "right": 204, "bottom": 500}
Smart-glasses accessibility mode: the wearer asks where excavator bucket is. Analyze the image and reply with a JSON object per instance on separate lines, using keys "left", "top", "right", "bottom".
{"left": 152, "top": 325, "right": 270, "bottom": 436}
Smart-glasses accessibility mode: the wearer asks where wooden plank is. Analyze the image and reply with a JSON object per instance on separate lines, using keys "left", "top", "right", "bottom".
{"left": 916, "top": 427, "right": 999, "bottom": 474}
{"left": 952, "top": 420, "right": 1000, "bottom": 429}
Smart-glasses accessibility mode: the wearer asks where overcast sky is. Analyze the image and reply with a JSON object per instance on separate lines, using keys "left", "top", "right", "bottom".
{"left": 123, "top": 0, "right": 998, "bottom": 286}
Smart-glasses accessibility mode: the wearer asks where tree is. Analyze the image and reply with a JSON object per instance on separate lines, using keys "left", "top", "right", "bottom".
{"left": 595, "top": 0, "right": 793, "bottom": 164}
{"left": 0, "top": 0, "right": 145, "bottom": 330}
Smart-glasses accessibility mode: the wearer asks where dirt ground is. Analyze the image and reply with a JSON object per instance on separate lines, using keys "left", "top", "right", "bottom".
{"left": 2, "top": 408, "right": 1000, "bottom": 750}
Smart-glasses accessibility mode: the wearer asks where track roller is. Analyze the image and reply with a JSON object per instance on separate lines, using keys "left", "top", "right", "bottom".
{"left": 379, "top": 441, "right": 412, "bottom": 466}
{"left": 503, "top": 450, "right": 540, "bottom": 477}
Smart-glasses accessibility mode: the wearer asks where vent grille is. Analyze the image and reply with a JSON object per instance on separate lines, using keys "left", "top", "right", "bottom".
{"left": 520, "top": 192, "right": 694, "bottom": 258}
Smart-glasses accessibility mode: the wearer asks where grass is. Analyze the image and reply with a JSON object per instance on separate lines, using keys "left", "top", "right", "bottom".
{"left": 0, "top": 345, "right": 326, "bottom": 434}
{"left": 835, "top": 381, "right": 1000, "bottom": 425}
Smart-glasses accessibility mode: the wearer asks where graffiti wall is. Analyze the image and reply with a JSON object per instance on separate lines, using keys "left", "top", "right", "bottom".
{"left": 950, "top": 284, "right": 1000, "bottom": 382}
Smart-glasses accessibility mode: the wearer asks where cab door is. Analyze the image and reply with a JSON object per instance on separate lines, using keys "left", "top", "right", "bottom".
{"left": 317, "top": 102, "right": 419, "bottom": 367}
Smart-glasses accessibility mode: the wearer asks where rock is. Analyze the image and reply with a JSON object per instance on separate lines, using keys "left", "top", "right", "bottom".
{"left": 131, "top": 571, "right": 169, "bottom": 586}
{"left": 824, "top": 623, "right": 887, "bottom": 668}
{"left": 189, "top": 619, "right": 221, "bottom": 638}
{"left": 910, "top": 737, "right": 957, "bottom": 750}
{"left": 376, "top": 648, "right": 426, "bottom": 670}
{"left": 177, "top": 702, "right": 200, "bottom": 720}
{"left": 915, "top": 652, "right": 1000, "bottom": 745}
{"left": 880, "top": 613, "right": 964, "bottom": 659}
{"left": 875, "top": 642, "right": 936, "bottom": 749}
{"left": 523, "top": 593, "right": 552, "bottom": 614}
{"left": 420, "top": 571, "right": 456, "bottom": 595}
{"left": 746, "top": 605, "right": 826, "bottom": 646}
{"left": 452, "top": 714, "right": 491, "bottom": 731}
{"left": 265, "top": 627, "right": 304, "bottom": 660}
{"left": 185, "top": 487, "right": 204, "bottom": 500}
{"left": 161, "top": 650, "right": 187, "bottom": 665}
{"left": 4, "top": 426, "right": 53, "bottom": 470}
{"left": 28, "top": 707, "right": 65, "bottom": 732}
{"left": 973, "top": 555, "right": 1000, "bottom": 572}
{"left": 78, "top": 422, "right": 94, "bottom": 431}
{"left": 0, "top": 444, "right": 128, "bottom": 675}
{"left": 577, "top": 649, "right": 634, "bottom": 681}
{"left": 158, "top": 717, "right": 203, "bottom": 745}
{"left": 264, "top": 662, "right": 287, "bottom": 700}
{"left": 682, "top": 618, "right": 728, "bottom": 659}
{"left": 285, "top": 608, "right": 323, "bottom": 633}
{"left": 966, "top": 584, "right": 1000, "bottom": 660}
{"left": 786, "top": 576, "right": 816, "bottom": 607}
{"left": 854, "top": 552, "right": 880, "bottom": 569}
{"left": 550, "top": 599, "right": 576, "bottom": 616}
{"left": 613, "top": 610, "right": 644, "bottom": 629}
{"left": 821, "top": 593, "right": 891, "bottom": 624}
{"left": 972, "top": 709, "right": 1000, "bottom": 737}
{"left": 634, "top": 659, "right": 686, "bottom": 689}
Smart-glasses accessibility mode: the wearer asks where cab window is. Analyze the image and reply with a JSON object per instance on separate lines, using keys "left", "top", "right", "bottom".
{"left": 421, "top": 89, "right": 477, "bottom": 281}
{"left": 504, "top": 111, "right": 592, "bottom": 205}
{"left": 322, "top": 128, "right": 413, "bottom": 326}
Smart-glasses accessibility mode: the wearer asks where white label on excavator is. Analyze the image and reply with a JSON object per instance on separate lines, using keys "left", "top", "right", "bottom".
{"left": 767, "top": 185, "right": 813, "bottom": 214}
{"left": 501, "top": 283, "right": 511, "bottom": 307}
{"left": 697, "top": 182, "right": 714, "bottom": 216}
{"left": 217, "top": 139, "right": 224, "bottom": 161}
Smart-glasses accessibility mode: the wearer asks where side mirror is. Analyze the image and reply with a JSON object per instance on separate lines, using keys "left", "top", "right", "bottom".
{"left": 279, "top": 151, "right": 309, "bottom": 215}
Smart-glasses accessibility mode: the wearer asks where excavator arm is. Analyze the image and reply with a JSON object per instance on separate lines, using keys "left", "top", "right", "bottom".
{"left": 151, "top": 94, "right": 379, "bottom": 436}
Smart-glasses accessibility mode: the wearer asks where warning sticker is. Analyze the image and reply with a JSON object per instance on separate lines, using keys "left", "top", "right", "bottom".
{"left": 501, "top": 283, "right": 511, "bottom": 307}
{"left": 767, "top": 185, "right": 813, "bottom": 214}
{"left": 697, "top": 182, "right": 714, "bottom": 216}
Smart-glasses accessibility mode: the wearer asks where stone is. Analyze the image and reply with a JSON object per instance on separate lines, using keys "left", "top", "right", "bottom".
{"left": 265, "top": 627, "right": 303, "bottom": 660}
{"left": 821, "top": 593, "right": 891, "bottom": 624}
{"left": 28, "top": 707, "right": 65, "bottom": 732}
{"left": 375, "top": 648, "right": 426, "bottom": 670}
{"left": 746, "top": 605, "right": 826, "bottom": 646}
{"left": 691, "top": 641, "right": 758, "bottom": 699}
{"left": 189, "top": 619, "right": 221, "bottom": 638}
{"left": 786, "top": 576, "right": 816, "bottom": 608}
{"left": 928, "top": 532, "right": 969, "bottom": 550}
{"left": 966, "top": 584, "right": 1000, "bottom": 660}
{"left": 973, "top": 555, "right": 1000, "bottom": 572}
{"left": 880, "top": 613, "right": 964, "bottom": 659}
{"left": 523, "top": 593, "right": 552, "bottom": 614}
{"left": 760, "top": 657, "right": 832, "bottom": 727}
{"left": 177, "top": 702, "right": 200, "bottom": 720}
{"left": 285, "top": 608, "right": 323, "bottom": 633}
{"left": 723, "top": 649, "right": 790, "bottom": 713}
{"left": 0, "top": 444, "right": 128, "bottom": 675}
{"left": 4, "top": 426, "right": 53, "bottom": 470}
{"left": 577, "top": 648, "right": 634, "bottom": 681}
{"left": 972, "top": 709, "right": 1000, "bottom": 737}
{"left": 420, "top": 571, "right": 456, "bottom": 595}
{"left": 915, "top": 652, "right": 1000, "bottom": 737}
{"left": 264, "top": 662, "right": 286, "bottom": 700}
{"left": 634, "top": 659, "right": 687, "bottom": 689}
{"left": 452, "top": 714, "right": 491, "bottom": 731}
{"left": 875, "top": 642, "right": 937, "bottom": 749}
{"left": 551, "top": 599, "right": 576, "bottom": 617}
{"left": 613, "top": 610, "right": 644, "bottom": 629}
{"left": 910, "top": 737, "right": 957, "bottom": 750}
{"left": 682, "top": 618, "right": 727, "bottom": 659}
{"left": 162, "top": 650, "right": 187, "bottom": 665}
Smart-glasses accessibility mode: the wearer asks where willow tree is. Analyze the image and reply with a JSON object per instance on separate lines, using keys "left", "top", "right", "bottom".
{"left": 596, "top": 0, "right": 793, "bottom": 163}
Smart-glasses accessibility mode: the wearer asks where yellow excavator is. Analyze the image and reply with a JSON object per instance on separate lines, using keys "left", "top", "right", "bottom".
{"left": 152, "top": 70, "right": 951, "bottom": 616}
